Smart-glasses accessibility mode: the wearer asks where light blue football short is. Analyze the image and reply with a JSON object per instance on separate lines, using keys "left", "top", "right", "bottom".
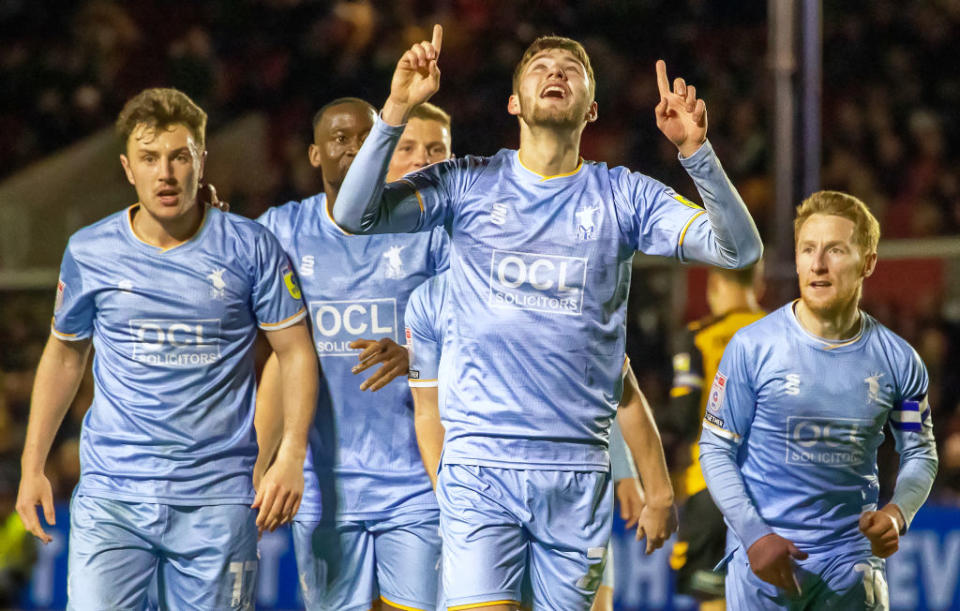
{"left": 437, "top": 464, "right": 612, "bottom": 610}
{"left": 292, "top": 508, "right": 441, "bottom": 611}
{"left": 725, "top": 544, "right": 888, "bottom": 610}
{"left": 67, "top": 493, "right": 258, "bottom": 610}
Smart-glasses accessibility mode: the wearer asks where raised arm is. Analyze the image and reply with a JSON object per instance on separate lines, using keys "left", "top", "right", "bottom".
{"left": 332, "top": 25, "right": 444, "bottom": 235}
{"left": 616, "top": 362, "right": 678, "bottom": 553}
{"left": 653, "top": 60, "right": 763, "bottom": 269}
{"left": 253, "top": 321, "right": 318, "bottom": 532}
{"left": 17, "top": 335, "right": 91, "bottom": 543}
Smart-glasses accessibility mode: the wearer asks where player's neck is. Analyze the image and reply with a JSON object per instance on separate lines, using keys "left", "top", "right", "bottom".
{"left": 518, "top": 124, "right": 582, "bottom": 177}
{"left": 324, "top": 182, "right": 339, "bottom": 211}
{"left": 794, "top": 298, "right": 861, "bottom": 341}
{"left": 131, "top": 203, "right": 204, "bottom": 249}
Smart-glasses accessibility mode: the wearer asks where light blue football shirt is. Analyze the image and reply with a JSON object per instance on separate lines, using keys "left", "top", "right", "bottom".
{"left": 332, "top": 118, "right": 762, "bottom": 472}
{"left": 699, "top": 303, "right": 938, "bottom": 555}
{"left": 258, "top": 193, "right": 449, "bottom": 521}
{"left": 404, "top": 271, "right": 636, "bottom": 479}
{"left": 52, "top": 206, "right": 306, "bottom": 505}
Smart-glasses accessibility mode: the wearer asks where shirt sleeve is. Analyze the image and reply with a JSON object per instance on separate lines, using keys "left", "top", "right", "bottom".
{"left": 405, "top": 282, "right": 441, "bottom": 388}
{"left": 332, "top": 116, "right": 477, "bottom": 235}
{"left": 251, "top": 230, "right": 307, "bottom": 330}
{"left": 698, "top": 334, "right": 773, "bottom": 549}
{"left": 428, "top": 226, "right": 451, "bottom": 274}
{"left": 887, "top": 347, "right": 938, "bottom": 531}
{"left": 615, "top": 141, "right": 762, "bottom": 268}
{"left": 51, "top": 240, "right": 96, "bottom": 341}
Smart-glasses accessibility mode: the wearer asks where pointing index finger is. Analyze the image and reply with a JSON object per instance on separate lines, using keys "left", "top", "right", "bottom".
{"left": 656, "top": 59, "right": 670, "bottom": 99}
{"left": 432, "top": 24, "right": 443, "bottom": 57}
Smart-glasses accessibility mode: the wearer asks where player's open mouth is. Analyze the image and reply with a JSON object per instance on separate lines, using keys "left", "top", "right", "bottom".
{"left": 809, "top": 281, "right": 831, "bottom": 288}
{"left": 540, "top": 84, "right": 567, "bottom": 99}
{"left": 156, "top": 189, "right": 180, "bottom": 204}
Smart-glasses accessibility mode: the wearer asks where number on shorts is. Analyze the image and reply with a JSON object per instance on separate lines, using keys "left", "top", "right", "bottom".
{"left": 228, "top": 560, "right": 258, "bottom": 607}
{"left": 854, "top": 562, "right": 889, "bottom": 610}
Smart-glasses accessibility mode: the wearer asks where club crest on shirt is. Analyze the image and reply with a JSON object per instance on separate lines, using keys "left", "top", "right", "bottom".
{"left": 707, "top": 372, "right": 726, "bottom": 414}
{"left": 575, "top": 205, "right": 601, "bottom": 240}
{"left": 864, "top": 372, "right": 885, "bottom": 404}
{"left": 383, "top": 245, "right": 407, "bottom": 279}
{"left": 207, "top": 268, "right": 227, "bottom": 299}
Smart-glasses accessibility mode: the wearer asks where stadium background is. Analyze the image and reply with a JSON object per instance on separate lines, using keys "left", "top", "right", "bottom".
{"left": 0, "top": 1, "right": 958, "bottom": 608}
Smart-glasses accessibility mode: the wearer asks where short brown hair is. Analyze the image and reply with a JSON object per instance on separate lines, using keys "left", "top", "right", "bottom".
{"left": 408, "top": 102, "right": 451, "bottom": 130}
{"left": 794, "top": 190, "right": 881, "bottom": 254}
{"left": 512, "top": 36, "right": 595, "bottom": 97}
{"left": 116, "top": 88, "right": 207, "bottom": 153}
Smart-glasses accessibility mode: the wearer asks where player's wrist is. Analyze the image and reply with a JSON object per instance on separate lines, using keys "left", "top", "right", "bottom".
{"left": 20, "top": 454, "right": 47, "bottom": 476}
{"left": 381, "top": 98, "right": 413, "bottom": 127}
{"left": 880, "top": 504, "right": 906, "bottom": 534}
{"left": 677, "top": 138, "right": 707, "bottom": 159}
{"left": 645, "top": 489, "right": 674, "bottom": 508}
{"left": 274, "top": 441, "right": 307, "bottom": 464}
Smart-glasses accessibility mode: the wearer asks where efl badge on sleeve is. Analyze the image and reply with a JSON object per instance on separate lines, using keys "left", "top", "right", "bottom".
{"left": 707, "top": 372, "right": 727, "bottom": 414}
{"left": 55, "top": 279, "right": 65, "bottom": 312}
{"left": 282, "top": 265, "right": 302, "bottom": 300}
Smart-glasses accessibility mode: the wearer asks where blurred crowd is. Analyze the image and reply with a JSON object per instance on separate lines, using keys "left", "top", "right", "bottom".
{"left": 2, "top": 0, "right": 960, "bottom": 594}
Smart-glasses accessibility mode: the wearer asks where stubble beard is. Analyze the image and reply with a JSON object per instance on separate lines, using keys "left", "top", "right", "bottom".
{"left": 522, "top": 95, "right": 588, "bottom": 130}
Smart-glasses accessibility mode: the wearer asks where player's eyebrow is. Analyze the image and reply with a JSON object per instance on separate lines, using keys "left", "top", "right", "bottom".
{"left": 798, "top": 238, "right": 848, "bottom": 248}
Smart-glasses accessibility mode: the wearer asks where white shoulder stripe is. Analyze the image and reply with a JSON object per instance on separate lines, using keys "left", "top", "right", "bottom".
{"left": 703, "top": 420, "right": 741, "bottom": 443}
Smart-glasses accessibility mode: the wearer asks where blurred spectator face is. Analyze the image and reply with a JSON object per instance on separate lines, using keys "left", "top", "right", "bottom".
{"left": 119, "top": 124, "right": 204, "bottom": 223}
{"left": 508, "top": 49, "right": 596, "bottom": 130}
{"left": 309, "top": 103, "right": 374, "bottom": 190}
{"left": 795, "top": 213, "right": 876, "bottom": 318}
{"left": 386, "top": 118, "right": 452, "bottom": 182}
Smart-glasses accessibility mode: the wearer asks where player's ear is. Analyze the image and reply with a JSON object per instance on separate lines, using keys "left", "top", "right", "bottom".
{"left": 861, "top": 251, "right": 878, "bottom": 278}
{"left": 507, "top": 94, "right": 521, "bottom": 116}
{"left": 119, "top": 155, "right": 135, "bottom": 186}
{"left": 585, "top": 101, "right": 598, "bottom": 123}
{"left": 308, "top": 144, "right": 323, "bottom": 168}
{"left": 198, "top": 149, "right": 207, "bottom": 181}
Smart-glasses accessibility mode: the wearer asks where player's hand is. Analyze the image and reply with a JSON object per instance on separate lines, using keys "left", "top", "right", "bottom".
{"left": 859, "top": 505, "right": 902, "bottom": 558}
{"left": 654, "top": 60, "right": 707, "bottom": 158}
{"left": 383, "top": 24, "right": 443, "bottom": 125}
{"left": 349, "top": 338, "right": 409, "bottom": 391}
{"left": 746, "top": 533, "right": 808, "bottom": 595}
{"left": 198, "top": 183, "right": 229, "bottom": 212}
{"left": 252, "top": 449, "right": 304, "bottom": 533}
{"left": 16, "top": 471, "right": 56, "bottom": 544}
{"left": 635, "top": 499, "right": 678, "bottom": 555}
{"left": 615, "top": 478, "right": 645, "bottom": 529}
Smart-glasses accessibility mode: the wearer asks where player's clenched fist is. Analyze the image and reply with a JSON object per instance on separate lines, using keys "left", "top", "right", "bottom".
{"left": 747, "top": 533, "right": 808, "bottom": 595}
{"left": 859, "top": 507, "right": 901, "bottom": 558}
{"left": 383, "top": 24, "right": 443, "bottom": 126}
